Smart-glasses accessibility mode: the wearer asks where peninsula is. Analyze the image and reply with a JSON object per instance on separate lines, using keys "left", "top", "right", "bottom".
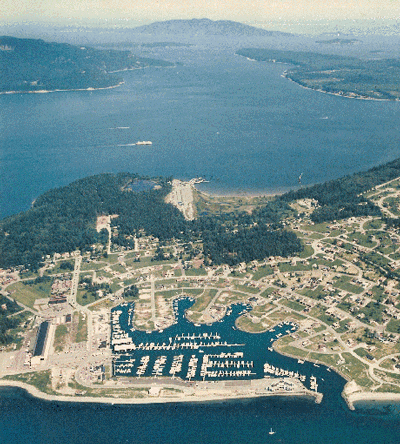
{"left": 0, "top": 36, "right": 173, "bottom": 94}
{"left": 2, "top": 161, "right": 400, "bottom": 409}
{"left": 236, "top": 48, "right": 400, "bottom": 101}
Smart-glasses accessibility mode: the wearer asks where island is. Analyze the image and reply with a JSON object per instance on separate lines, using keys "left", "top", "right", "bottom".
{"left": 130, "top": 18, "right": 292, "bottom": 37}
{"left": 2, "top": 161, "right": 400, "bottom": 409}
{"left": 0, "top": 36, "right": 173, "bottom": 94}
{"left": 236, "top": 48, "right": 400, "bottom": 101}
{"left": 315, "top": 38, "right": 360, "bottom": 46}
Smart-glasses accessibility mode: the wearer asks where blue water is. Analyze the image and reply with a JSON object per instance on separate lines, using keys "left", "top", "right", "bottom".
{"left": 2, "top": 42, "right": 400, "bottom": 440}
{"left": 1, "top": 44, "right": 400, "bottom": 218}
{"left": 112, "top": 299, "right": 334, "bottom": 392}
{"left": 1, "top": 331, "right": 400, "bottom": 444}
{"left": 0, "top": 388, "right": 399, "bottom": 444}
{"left": 125, "top": 179, "right": 156, "bottom": 192}
{"left": 1, "top": 299, "right": 399, "bottom": 443}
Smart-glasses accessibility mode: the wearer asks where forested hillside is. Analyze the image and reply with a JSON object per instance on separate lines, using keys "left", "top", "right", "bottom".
{"left": 0, "top": 174, "right": 184, "bottom": 269}
{"left": 4, "top": 156, "right": 400, "bottom": 270}
{"left": 0, "top": 36, "right": 173, "bottom": 93}
{"left": 280, "top": 157, "right": 400, "bottom": 222}
{"left": 0, "top": 174, "right": 301, "bottom": 270}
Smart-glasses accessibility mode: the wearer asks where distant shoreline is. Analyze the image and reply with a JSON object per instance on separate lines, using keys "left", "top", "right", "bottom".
{"left": 281, "top": 71, "right": 398, "bottom": 102}
{"left": 242, "top": 54, "right": 400, "bottom": 102}
{"left": 0, "top": 81, "right": 124, "bottom": 95}
{"left": 0, "top": 64, "right": 174, "bottom": 96}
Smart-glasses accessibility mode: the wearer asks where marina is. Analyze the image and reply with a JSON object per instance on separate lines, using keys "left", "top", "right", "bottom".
{"left": 111, "top": 298, "right": 322, "bottom": 393}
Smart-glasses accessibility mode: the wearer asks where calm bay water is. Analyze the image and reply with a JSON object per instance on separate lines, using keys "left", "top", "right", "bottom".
{"left": 1, "top": 44, "right": 400, "bottom": 218}
{"left": 1, "top": 299, "right": 400, "bottom": 444}
{"left": 1, "top": 42, "right": 400, "bottom": 441}
{"left": 0, "top": 388, "right": 400, "bottom": 444}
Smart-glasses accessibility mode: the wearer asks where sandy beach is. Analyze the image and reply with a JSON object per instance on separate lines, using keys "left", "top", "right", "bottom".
{"left": 344, "top": 389, "right": 400, "bottom": 411}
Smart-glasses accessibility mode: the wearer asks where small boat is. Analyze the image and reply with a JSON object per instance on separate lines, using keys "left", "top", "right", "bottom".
{"left": 136, "top": 141, "right": 152, "bottom": 145}
{"left": 268, "top": 428, "right": 275, "bottom": 435}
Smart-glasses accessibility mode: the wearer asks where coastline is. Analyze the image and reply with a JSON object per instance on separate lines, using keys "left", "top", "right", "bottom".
{"left": 0, "top": 81, "right": 124, "bottom": 95}
{"left": 344, "top": 389, "right": 400, "bottom": 411}
{"left": 273, "top": 342, "right": 351, "bottom": 383}
{"left": 273, "top": 343, "right": 400, "bottom": 411}
{"left": 281, "top": 71, "right": 398, "bottom": 102}
{"left": 193, "top": 185, "right": 286, "bottom": 199}
{"left": 0, "top": 64, "right": 175, "bottom": 96}
{"left": 0, "top": 378, "right": 321, "bottom": 406}
{"left": 240, "top": 55, "right": 398, "bottom": 102}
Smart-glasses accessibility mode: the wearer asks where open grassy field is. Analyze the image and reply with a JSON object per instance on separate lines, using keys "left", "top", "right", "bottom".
{"left": 7, "top": 280, "right": 52, "bottom": 308}
{"left": 75, "top": 312, "right": 88, "bottom": 342}
{"left": 189, "top": 289, "right": 218, "bottom": 313}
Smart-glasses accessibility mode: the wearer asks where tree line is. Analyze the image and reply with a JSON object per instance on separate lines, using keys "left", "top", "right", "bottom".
{"left": 279, "top": 157, "right": 400, "bottom": 223}
{"left": 0, "top": 173, "right": 303, "bottom": 270}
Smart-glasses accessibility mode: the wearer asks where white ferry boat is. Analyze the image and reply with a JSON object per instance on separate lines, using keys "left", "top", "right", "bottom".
{"left": 136, "top": 141, "right": 152, "bottom": 145}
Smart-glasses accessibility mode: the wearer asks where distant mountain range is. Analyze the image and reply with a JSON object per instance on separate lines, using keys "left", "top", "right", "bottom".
{"left": 0, "top": 36, "right": 172, "bottom": 93}
{"left": 132, "top": 18, "right": 291, "bottom": 37}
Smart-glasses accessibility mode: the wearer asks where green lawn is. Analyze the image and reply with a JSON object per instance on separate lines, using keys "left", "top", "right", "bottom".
{"left": 384, "top": 196, "right": 400, "bottom": 216}
{"left": 260, "top": 287, "right": 276, "bottom": 297}
{"left": 299, "top": 285, "right": 326, "bottom": 300}
{"left": 251, "top": 266, "right": 274, "bottom": 280}
{"left": 190, "top": 289, "right": 218, "bottom": 312}
{"left": 110, "top": 264, "right": 126, "bottom": 273}
{"left": 185, "top": 268, "right": 207, "bottom": 277}
{"left": 333, "top": 276, "right": 364, "bottom": 294}
{"left": 4, "top": 370, "right": 55, "bottom": 394}
{"left": 154, "top": 289, "right": 180, "bottom": 300}
{"left": 347, "top": 232, "right": 377, "bottom": 249}
{"left": 54, "top": 324, "right": 69, "bottom": 352}
{"left": 75, "top": 312, "right": 88, "bottom": 342}
{"left": 234, "top": 284, "right": 260, "bottom": 294}
{"left": 303, "top": 223, "right": 330, "bottom": 233}
{"left": 7, "top": 280, "right": 52, "bottom": 308}
{"left": 386, "top": 319, "right": 400, "bottom": 334}
{"left": 339, "top": 353, "right": 374, "bottom": 388}
{"left": 369, "top": 285, "right": 386, "bottom": 302}
{"left": 44, "top": 259, "right": 75, "bottom": 275}
{"left": 278, "top": 262, "right": 312, "bottom": 272}
{"left": 180, "top": 288, "right": 204, "bottom": 297}
{"left": 363, "top": 219, "right": 383, "bottom": 230}
{"left": 81, "top": 261, "right": 106, "bottom": 271}
{"left": 236, "top": 315, "right": 268, "bottom": 333}
{"left": 279, "top": 299, "right": 305, "bottom": 312}
{"left": 76, "top": 289, "right": 97, "bottom": 306}
{"left": 309, "top": 306, "right": 336, "bottom": 326}
{"left": 96, "top": 270, "right": 113, "bottom": 279}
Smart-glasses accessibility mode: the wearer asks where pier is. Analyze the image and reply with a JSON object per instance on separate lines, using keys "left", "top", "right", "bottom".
{"left": 110, "top": 301, "right": 321, "bottom": 397}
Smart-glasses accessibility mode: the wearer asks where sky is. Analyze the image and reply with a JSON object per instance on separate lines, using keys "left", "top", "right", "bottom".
{"left": 2, "top": 0, "right": 400, "bottom": 32}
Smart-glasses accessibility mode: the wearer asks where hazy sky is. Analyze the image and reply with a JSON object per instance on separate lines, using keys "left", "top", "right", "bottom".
{"left": 2, "top": 0, "right": 400, "bottom": 28}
